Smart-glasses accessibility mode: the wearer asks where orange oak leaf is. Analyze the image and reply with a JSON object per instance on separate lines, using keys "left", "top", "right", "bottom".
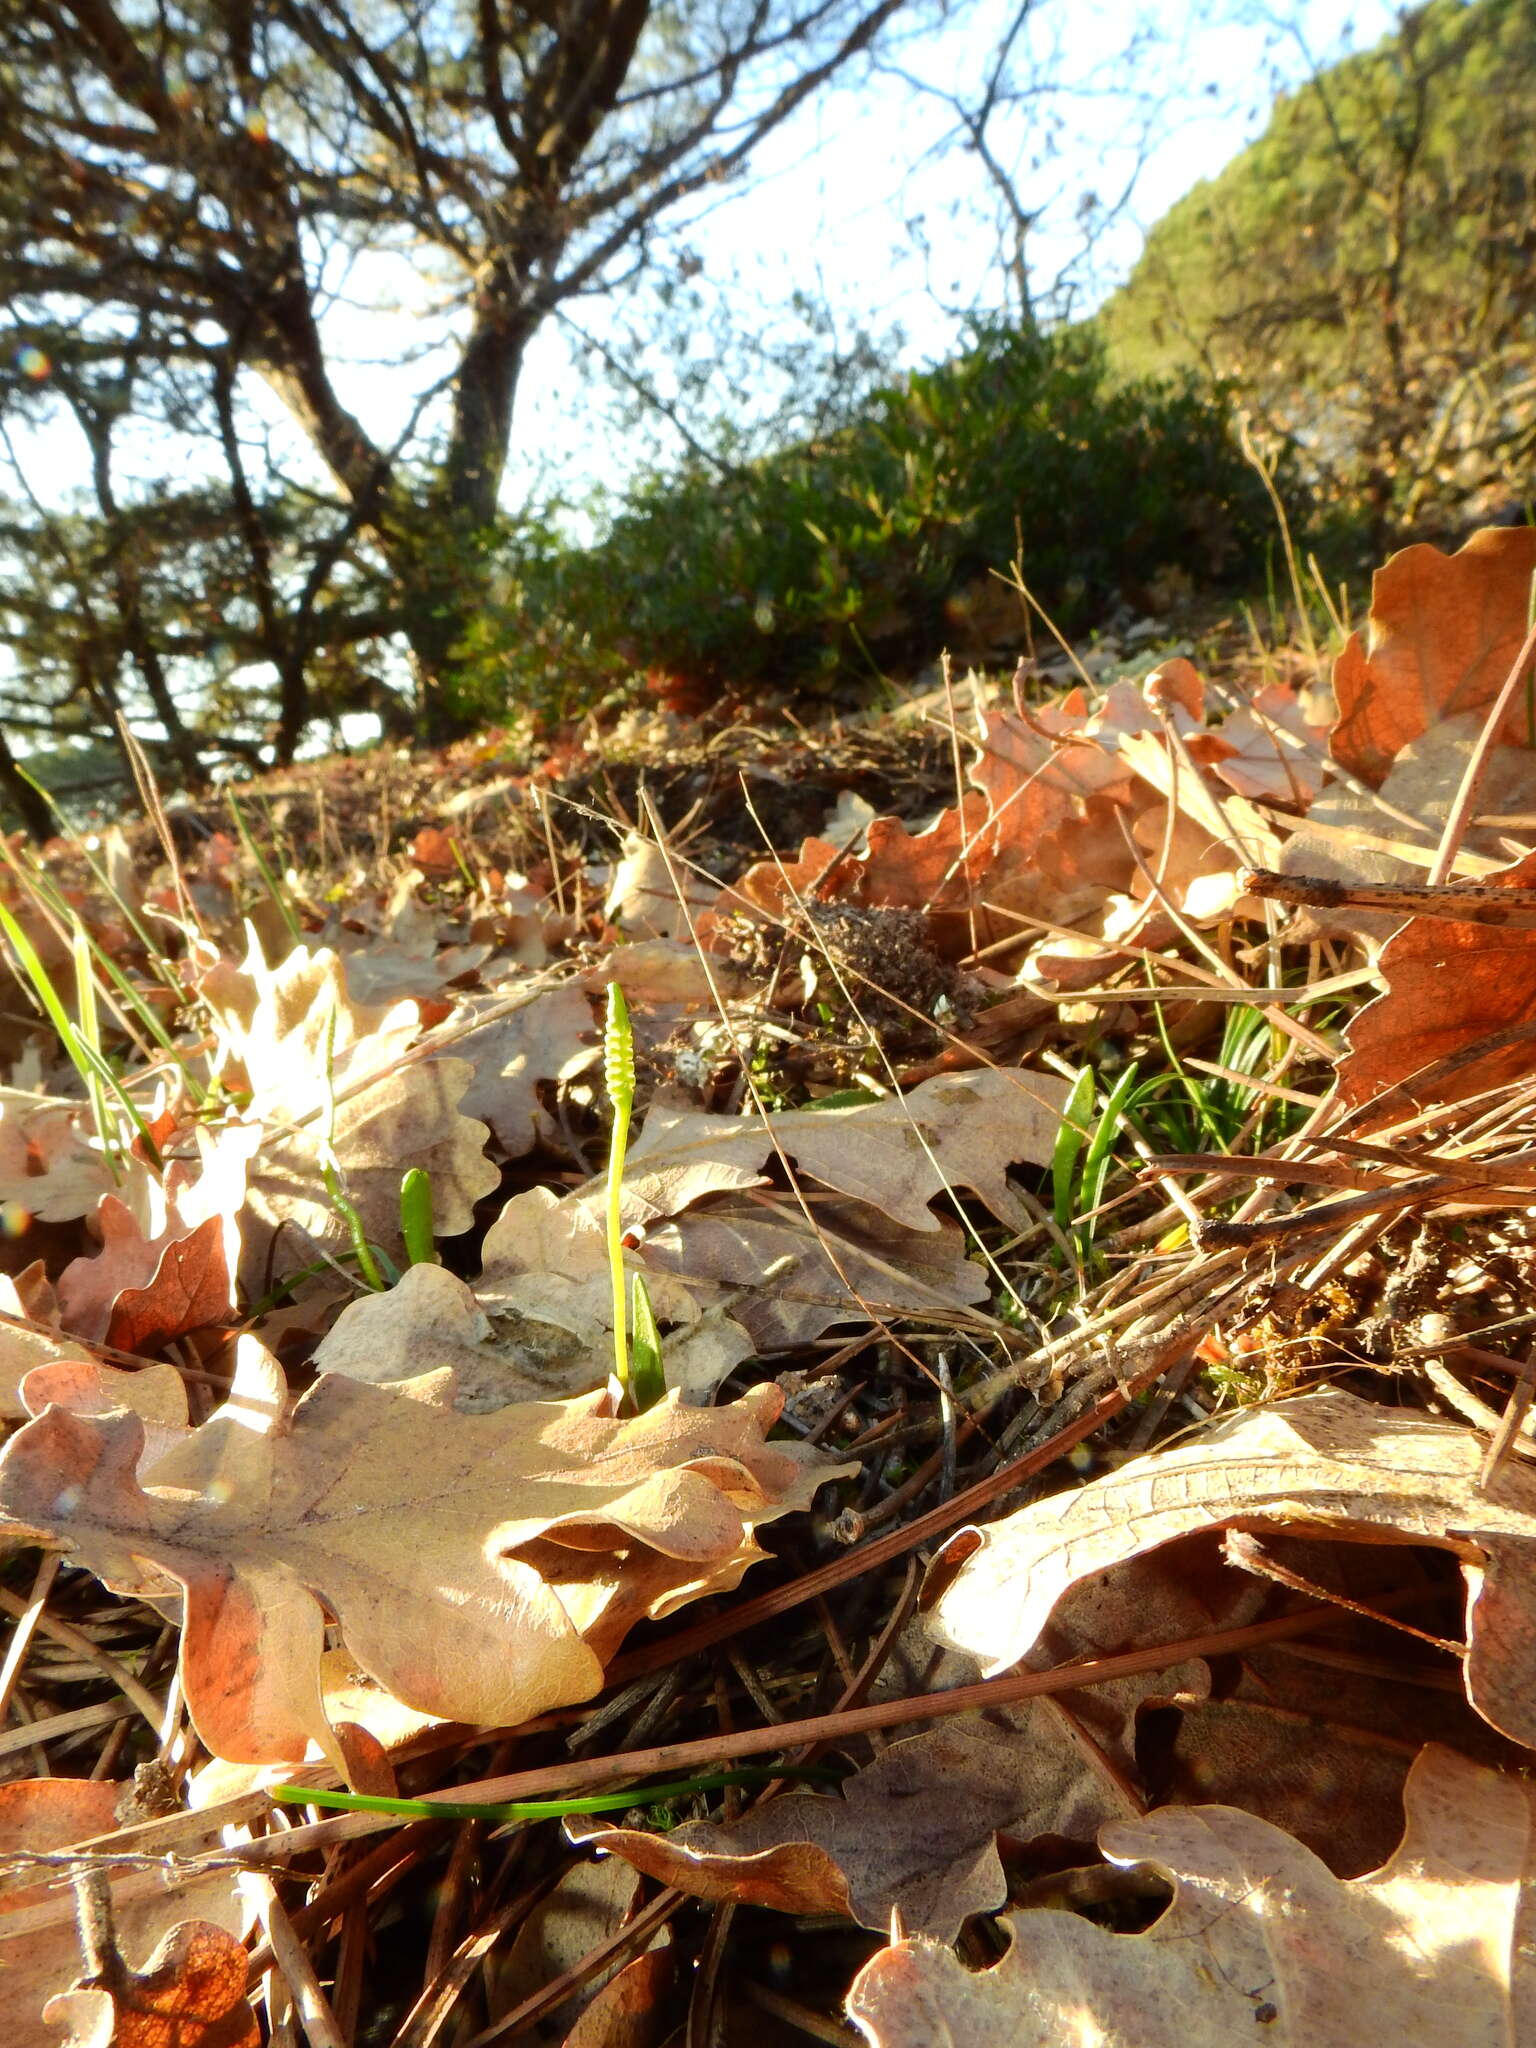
{"left": 43, "top": 1920, "right": 258, "bottom": 2048}
{"left": 0, "top": 1781, "right": 247, "bottom": 2048}
{"left": 0, "top": 1337, "right": 852, "bottom": 1767}
{"left": 1336, "top": 847, "right": 1536, "bottom": 1118}
{"left": 1331, "top": 526, "right": 1536, "bottom": 784}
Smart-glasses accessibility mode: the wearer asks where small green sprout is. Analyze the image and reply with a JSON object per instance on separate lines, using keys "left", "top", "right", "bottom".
{"left": 603, "top": 982, "right": 665, "bottom": 1410}
{"left": 399, "top": 1167, "right": 438, "bottom": 1267}
{"left": 318, "top": 1005, "right": 391, "bottom": 1291}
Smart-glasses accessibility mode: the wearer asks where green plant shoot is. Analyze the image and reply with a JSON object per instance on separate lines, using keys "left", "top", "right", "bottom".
{"left": 270, "top": 1763, "right": 841, "bottom": 1827}
{"left": 318, "top": 1005, "right": 390, "bottom": 1291}
{"left": 603, "top": 981, "right": 665, "bottom": 1409}
{"left": 1051, "top": 1067, "right": 1096, "bottom": 1236}
{"left": 604, "top": 982, "right": 634, "bottom": 1398}
{"left": 0, "top": 898, "right": 156, "bottom": 1170}
{"left": 400, "top": 1168, "right": 438, "bottom": 1267}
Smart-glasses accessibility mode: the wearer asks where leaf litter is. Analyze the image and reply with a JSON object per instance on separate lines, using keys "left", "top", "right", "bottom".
{"left": 3, "top": 531, "right": 1536, "bottom": 2039}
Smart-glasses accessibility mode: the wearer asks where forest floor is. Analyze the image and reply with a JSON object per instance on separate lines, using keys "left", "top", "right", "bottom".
{"left": 3, "top": 534, "right": 1536, "bottom": 2046}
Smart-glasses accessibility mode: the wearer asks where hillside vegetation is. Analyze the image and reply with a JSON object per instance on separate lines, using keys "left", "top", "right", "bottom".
{"left": 1098, "top": 0, "right": 1536, "bottom": 539}
{"left": 474, "top": 324, "right": 1291, "bottom": 723}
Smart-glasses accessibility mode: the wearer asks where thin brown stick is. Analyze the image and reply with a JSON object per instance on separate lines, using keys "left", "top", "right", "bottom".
{"left": 1246, "top": 866, "right": 1536, "bottom": 928}
{"left": 233, "top": 1602, "right": 1356, "bottom": 1867}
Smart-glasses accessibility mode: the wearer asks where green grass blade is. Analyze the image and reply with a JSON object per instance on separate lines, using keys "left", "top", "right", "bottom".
{"left": 269, "top": 1764, "right": 843, "bottom": 1826}
{"left": 629, "top": 1270, "right": 666, "bottom": 1412}
{"left": 1051, "top": 1067, "right": 1096, "bottom": 1235}
{"left": 0, "top": 898, "right": 157, "bottom": 1168}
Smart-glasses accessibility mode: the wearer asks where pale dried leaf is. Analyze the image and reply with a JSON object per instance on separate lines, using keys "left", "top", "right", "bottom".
{"left": 200, "top": 938, "right": 498, "bottom": 1283}
{"left": 640, "top": 1190, "right": 990, "bottom": 1350}
{"left": 606, "top": 833, "right": 717, "bottom": 939}
{"left": 0, "top": 1339, "right": 850, "bottom": 1766}
{"left": 0, "top": 1272, "right": 71, "bottom": 1420}
{"left": 930, "top": 1390, "right": 1536, "bottom": 1750}
{"left": 476, "top": 1187, "right": 755, "bottom": 1400}
{"left": 1208, "top": 683, "right": 1326, "bottom": 804}
{"left": 845, "top": 1746, "right": 1536, "bottom": 2048}
{"left": 620, "top": 1068, "right": 1069, "bottom": 1235}
{"left": 454, "top": 981, "right": 593, "bottom": 1156}
{"left": 572, "top": 1725, "right": 1088, "bottom": 1944}
{"left": 314, "top": 1260, "right": 667, "bottom": 1407}
{"left": 0, "top": 1095, "right": 113, "bottom": 1224}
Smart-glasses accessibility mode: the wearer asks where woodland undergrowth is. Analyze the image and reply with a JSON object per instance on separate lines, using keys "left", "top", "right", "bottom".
{"left": 3, "top": 529, "right": 1536, "bottom": 2046}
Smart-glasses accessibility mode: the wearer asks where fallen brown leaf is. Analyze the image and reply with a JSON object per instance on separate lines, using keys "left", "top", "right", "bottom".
{"left": 929, "top": 1389, "right": 1536, "bottom": 1751}
{"left": 0, "top": 1336, "right": 851, "bottom": 1766}
{"left": 621, "top": 1067, "right": 1068, "bottom": 1235}
{"left": 200, "top": 938, "right": 499, "bottom": 1285}
{"left": 0, "top": 1781, "right": 248, "bottom": 2048}
{"left": 1337, "top": 847, "right": 1536, "bottom": 1117}
{"left": 845, "top": 1745, "right": 1536, "bottom": 2047}
{"left": 0, "top": 1093, "right": 113, "bottom": 1225}
{"left": 638, "top": 1189, "right": 991, "bottom": 1350}
{"left": 576, "top": 1544, "right": 1261, "bottom": 1939}
{"left": 43, "top": 1919, "right": 258, "bottom": 2048}
{"left": 453, "top": 980, "right": 593, "bottom": 1157}
{"left": 1331, "top": 526, "right": 1536, "bottom": 784}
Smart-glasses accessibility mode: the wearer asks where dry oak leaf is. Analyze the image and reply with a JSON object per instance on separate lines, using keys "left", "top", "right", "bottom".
{"left": 1336, "top": 846, "right": 1536, "bottom": 1118}
{"left": 1272, "top": 712, "right": 1536, "bottom": 948}
{"left": 57, "top": 1125, "right": 258, "bottom": 1351}
{"left": 0, "top": 1269, "right": 72, "bottom": 1420}
{"left": 0, "top": 1779, "right": 248, "bottom": 2048}
{"left": 1206, "top": 682, "right": 1326, "bottom": 805}
{"left": 475, "top": 1187, "right": 756, "bottom": 1401}
{"left": 19, "top": 1357, "right": 189, "bottom": 1483}
{"left": 1331, "top": 525, "right": 1536, "bottom": 784}
{"left": 605, "top": 832, "right": 719, "bottom": 940}
{"left": 573, "top": 1722, "right": 1126, "bottom": 1945}
{"left": 929, "top": 1389, "right": 1536, "bottom": 1752}
{"left": 845, "top": 1745, "right": 1536, "bottom": 2048}
{"left": 581, "top": 1545, "right": 1266, "bottom": 1944}
{"left": 453, "top": 979, "right": 594, "bottom": 1158}
{"left": 0, "top": 1092, "right": 114, "bottom": 1224}
{"left": 313, "top": 1258, "right": 733, "bottom": 1409}
{"left": 0, "top": 1336, "right": 850, "bottom": 1767}
{"left": 43, "top": 1919, "right": 258, "bottom": 2048}
{"left": 616, "top": 1067, "right": 1070, "bottom": 1236}
{"left": 639, "top": 1189, "right": 991, "bottom": 1351}
{"left": 867, "top": 1539, "right": 1264, "bottom": 1848}
{"left": 199, "top": 937, "right": 498, "bottom": 1285}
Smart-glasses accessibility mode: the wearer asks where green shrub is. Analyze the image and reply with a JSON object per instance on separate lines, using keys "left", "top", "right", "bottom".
{"left": 488, "top": 321, "right": 1302, "bottom": 718}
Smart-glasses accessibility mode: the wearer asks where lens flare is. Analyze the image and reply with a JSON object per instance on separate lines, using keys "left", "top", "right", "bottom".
{"left": 15, "top": 346, "right": 50, "bottom": 381}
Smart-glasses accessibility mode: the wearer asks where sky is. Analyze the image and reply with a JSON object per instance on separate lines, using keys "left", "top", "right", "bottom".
{"left": 6, "top": 0, "right": 1402, "bottom": 526}
{"left": 499, "top": 0, "right": 1404, "bottom": 511}
{"left": 0, "top": 0, "right": 1407, "bottom": 711}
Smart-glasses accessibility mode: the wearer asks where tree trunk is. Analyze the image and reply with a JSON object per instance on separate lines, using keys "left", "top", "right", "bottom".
{"left": 0, "top": 724, "right": 56, "bottom": 843}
